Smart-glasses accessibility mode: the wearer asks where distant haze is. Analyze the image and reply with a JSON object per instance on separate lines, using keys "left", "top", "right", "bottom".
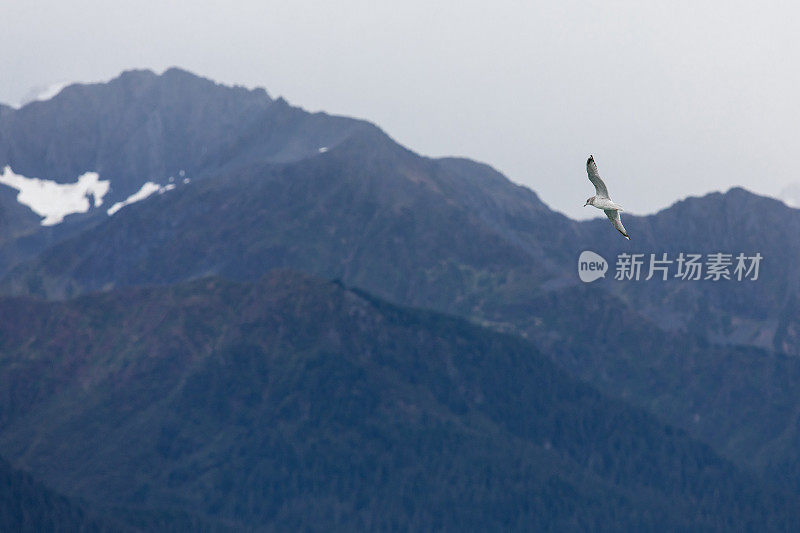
{"left": 2, "top": 1, "right": 798, "bottom": 219}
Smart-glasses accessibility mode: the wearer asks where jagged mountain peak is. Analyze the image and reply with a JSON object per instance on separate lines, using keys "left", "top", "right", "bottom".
{"left": 660, "top": 185, "right": 790, "bottom": 215}
{"left": 18, "top": 67, "right": 272, "bottom": 108}
{"left": 0, "top": 68, "right": 378, "bottom": 244}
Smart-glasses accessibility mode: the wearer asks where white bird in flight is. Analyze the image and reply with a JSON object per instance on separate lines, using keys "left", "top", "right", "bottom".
{"left": 584, "top": 155, "right": 630, "bottom": 240}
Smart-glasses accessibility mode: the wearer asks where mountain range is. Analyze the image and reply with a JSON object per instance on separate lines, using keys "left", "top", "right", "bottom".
{"left": 2, "top": 271, "right": 799, "bottom": 530}
{"left": 2, "top": 68, "right": 800, "bottom": 529}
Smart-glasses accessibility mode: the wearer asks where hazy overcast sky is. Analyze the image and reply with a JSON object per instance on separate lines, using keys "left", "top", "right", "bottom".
{"left": 2, "top": 1, "right": 798, "bottom": 219}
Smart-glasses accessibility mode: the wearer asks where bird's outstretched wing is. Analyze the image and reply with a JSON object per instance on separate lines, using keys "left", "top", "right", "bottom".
{"left": 587, "top": 155, "right": 609, "bottom": 198}
{"left": 604, "top": 209, "right": 630, "bottom": 240}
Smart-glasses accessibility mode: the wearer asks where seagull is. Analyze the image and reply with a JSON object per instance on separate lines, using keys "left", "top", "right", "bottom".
{"left": 584, "top": 155, "right": 630, "bottom": 240}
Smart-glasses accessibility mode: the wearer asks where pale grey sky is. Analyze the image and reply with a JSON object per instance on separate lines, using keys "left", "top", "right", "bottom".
{"left": 2, "top": 1, "right": 799, "bottom": 219}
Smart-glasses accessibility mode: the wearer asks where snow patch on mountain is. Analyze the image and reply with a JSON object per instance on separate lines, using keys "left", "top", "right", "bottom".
{"left": 17, "top": 82, "right": 68, "bottom": 107}
{"left": 107, "top": 181, "right": 176, "bottom": 216}
{"left": 0, "top": 166, "right": 110, "bottom": 225}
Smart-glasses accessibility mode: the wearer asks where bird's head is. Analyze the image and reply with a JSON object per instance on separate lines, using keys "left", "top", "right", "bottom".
{"left": 584, "top": 196, "right": 594, "bottom": 207}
